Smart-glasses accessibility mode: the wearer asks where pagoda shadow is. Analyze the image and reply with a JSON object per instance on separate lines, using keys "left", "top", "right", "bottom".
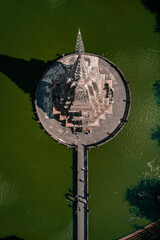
{"left": 126, "top": 179, "right": 160, "bottom": 222}
{"left": 141, "top": 0, "right": 160, "bottom": 32}
{"left": 0, "top": 54, "right": 78, "bottom": 240}
{"left": 0, "top": 55, "right": 51, "bottom": 98}
{"left": 0, "top": 54, "right": 62, "bottom": 118}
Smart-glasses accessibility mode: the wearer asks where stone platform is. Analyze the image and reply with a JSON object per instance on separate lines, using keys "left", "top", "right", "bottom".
{"left": 35, "top": 52, "right": 131, "bottom": 240}
{"left": 35, "top": 53, "right": 131, "bottom": 148}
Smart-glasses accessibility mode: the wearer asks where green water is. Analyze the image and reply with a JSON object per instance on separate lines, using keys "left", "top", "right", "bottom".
{"left": 0, "top": 0, "right": 160, "bottom": 239}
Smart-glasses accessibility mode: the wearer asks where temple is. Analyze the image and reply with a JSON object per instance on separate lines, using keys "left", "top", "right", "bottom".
{"left": 52, "top": 29, "right": 114, "bottom": 133}
{"left": 35, "top": 28, "right": 131, "bottom": 240}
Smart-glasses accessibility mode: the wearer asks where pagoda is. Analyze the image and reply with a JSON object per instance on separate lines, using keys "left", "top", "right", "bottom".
{"left": 52, "top": 29, "right": 114, "bottom": 133}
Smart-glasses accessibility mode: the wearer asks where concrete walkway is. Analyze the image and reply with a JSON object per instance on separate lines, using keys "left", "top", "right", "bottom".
{"left": 77, "top": 144, "right": 88, "bottom": 240}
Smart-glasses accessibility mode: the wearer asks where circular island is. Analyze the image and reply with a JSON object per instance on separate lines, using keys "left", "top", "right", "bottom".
{"left": 35, "top": 31, "right": 130, "bottom": 148}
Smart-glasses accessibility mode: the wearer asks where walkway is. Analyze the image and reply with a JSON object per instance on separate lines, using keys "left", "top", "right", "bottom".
{"left": 77, "top": 144, "right": 88, "bottom": 240}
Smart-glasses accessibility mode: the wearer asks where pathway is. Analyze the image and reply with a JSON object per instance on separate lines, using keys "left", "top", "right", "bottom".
{"left": 77, "top": 144, "right": 88, "bottom": 240}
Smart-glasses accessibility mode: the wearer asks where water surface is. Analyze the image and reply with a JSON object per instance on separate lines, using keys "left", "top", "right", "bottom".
{"left": 0, "top": 0, "right": 160, "bottom": 239}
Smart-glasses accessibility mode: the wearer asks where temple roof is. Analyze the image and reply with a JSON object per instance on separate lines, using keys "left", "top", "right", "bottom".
{"left": 74, "top": 54, "right": 89, "bottom": 83}
{"left": 50, "top": 30, "right": 115, "bottom": 132}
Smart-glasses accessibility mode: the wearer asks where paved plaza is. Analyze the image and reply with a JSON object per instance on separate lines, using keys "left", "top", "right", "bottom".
{"left": 35, "top": 53, "right": 130, "bottom": 148}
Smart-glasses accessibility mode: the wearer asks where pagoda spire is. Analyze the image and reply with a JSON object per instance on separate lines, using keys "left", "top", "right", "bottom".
{"left": 75, "top": 28, "right": 85, "bottom": 54}
{"left": 74, "top": 54, "right": 88, "bottom": 83}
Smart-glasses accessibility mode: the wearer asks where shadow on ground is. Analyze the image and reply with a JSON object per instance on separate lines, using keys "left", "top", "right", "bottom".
{"left": 141, "top": 0, "right": 160, "bottom": 32}
{"left": 126, "top": 179, "right": 160, "bottom": 221}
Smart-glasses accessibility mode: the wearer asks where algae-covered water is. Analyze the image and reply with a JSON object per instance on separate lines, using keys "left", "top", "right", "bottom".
{"left": 0, "top": 0, "right": 160, "bottom": 240}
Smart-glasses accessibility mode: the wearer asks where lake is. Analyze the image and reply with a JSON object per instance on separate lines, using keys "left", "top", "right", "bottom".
{"left": 0, "top": 0, "right": 160, "bottom": 239}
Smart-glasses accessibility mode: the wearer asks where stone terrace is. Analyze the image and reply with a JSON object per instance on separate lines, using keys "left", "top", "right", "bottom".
{"left": 35, "top": 53, "right": 130, "bottom": 148}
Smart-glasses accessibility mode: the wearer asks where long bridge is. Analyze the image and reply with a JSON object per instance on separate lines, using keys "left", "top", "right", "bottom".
{"left": 76, "top": 145, "right": 88, "bottom": 240}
